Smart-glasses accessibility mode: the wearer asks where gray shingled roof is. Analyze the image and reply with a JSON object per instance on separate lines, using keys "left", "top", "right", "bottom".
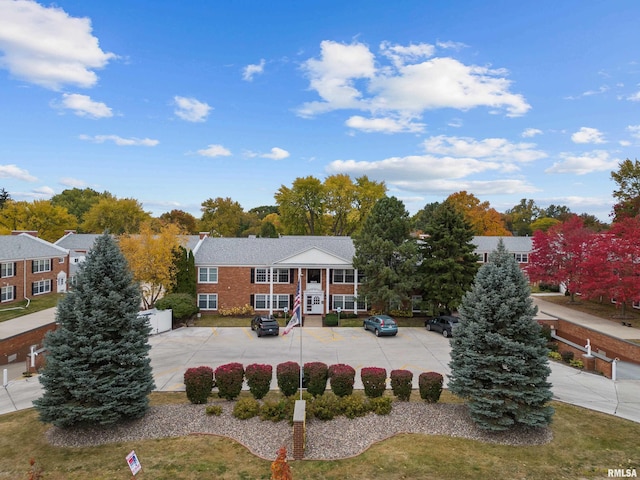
{"left": 55, "top": 233, "right": 102, "bottom": 251}
{"left": 472, "top": 236, "right": 532, "bottom": 252}
{"left": 194, "top": 236, "right": 356, "bottom": 266}
{"left": 55, "top": 233, "right": 201, "bottom": 252}
{"left": 0, "top": 233, "right": 68, "bottom": 261}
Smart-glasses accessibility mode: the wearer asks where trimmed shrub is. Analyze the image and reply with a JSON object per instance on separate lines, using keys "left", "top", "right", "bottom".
{"left": 312, "top": 392, "right": 340, "bottom": 420}
{"left": 390, "top": 369, "right": 413, "bottom": 401}
{"left": 233, "top": 397, "right": 260, "bottom": 419}
{"left": 304, "top": 362, "right": 329, "bottom": 397}
{"left": 215, "top": 363, "right": 245, "bottom": 400}
{"left": 367, "top": 396, "right": 393, "bottom": 415}
{"left": 245, "top": 363, "right": 273, "bottom": 400}
{"left": 361, "top": 367, "right": 387, "bottom": 398}
{"left": 561, "top": 351, "right": 574, "bottom": 363}
{"left": 184, "top": 366, "right": 214, "bottom": 404}
{"left": 419, "top": 372, "right": 443, "bottom": 403}
{"left": 260, "top": 398, "right": 288, "bottom": 422}
{"left": 328, "top": 363, "right": 356, "bottom": 397}
{"left": 205, "top": 405, "right": 222, "bottom": 416}
{"left": 276, "top": 361, "right": 300, "bottom": 397}
{"left": 339, "top": 393, "right": 368, "bottom": 418}
{"left": 156, "top": 293, "right": 198, "bottom": 323}
{"left": 569, "top": 359, "right": 584, "bottom": 369}
{"left": 548, "top": 351, "right": 562, "bottom": 361}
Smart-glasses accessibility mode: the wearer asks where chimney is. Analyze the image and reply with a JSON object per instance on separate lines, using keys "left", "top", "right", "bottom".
{"left": 64, "top": 229, "right": 77, "bottom": 235}
{"left": 12, "top": 230, "right": 38, "bottom": 237}
{"left": 199, "top": 232, "right": 209, "bottom": 240}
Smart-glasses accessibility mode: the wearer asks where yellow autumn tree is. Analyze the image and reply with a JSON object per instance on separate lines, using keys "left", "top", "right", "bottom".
{"left": 119, "top": 222, "right": 185, "bottom": 309}
{"left": 446, "top": 191, "right": 511, "bottom": 236}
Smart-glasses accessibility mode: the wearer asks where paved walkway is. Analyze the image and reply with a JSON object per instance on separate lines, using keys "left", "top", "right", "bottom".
{"left": 1, "top": 301, "right": 640, "bottom": 425}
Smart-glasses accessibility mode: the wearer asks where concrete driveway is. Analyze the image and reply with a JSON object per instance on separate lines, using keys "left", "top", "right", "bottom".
{"left": 149, "top": 326, "right": 453, "bottom": 391}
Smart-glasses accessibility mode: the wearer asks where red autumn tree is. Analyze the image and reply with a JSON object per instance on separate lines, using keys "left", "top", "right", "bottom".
{"left": 526, "top": 215, "right": 594, "bottom": 302}
{"left": 580, "top": 217, "right": 640, "bottom": 318}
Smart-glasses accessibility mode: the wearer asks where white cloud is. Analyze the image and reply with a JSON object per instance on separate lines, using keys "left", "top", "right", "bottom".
{"left": 261, "top": 147, "right": 290, "bottom": 160}
{"left": 620, "top": 140, "right": 632, "bottom": 146}
{"left": 56, "top": 93, "right": 112, "bottom": 118}
{"left": 59, "top": 177, "right": 88, "bottom": 187}
{"left": 436, "top": 40, "right": 468, "bottom": 50}
{"left": 173, "top": 96, "right": 212, "bottom": 122}
{"left": 545, "top": 150, "right": 619, "bottom": 175}
{"left": 522, "top": 128, "right": 542, "bottom": 138}
{"left": 0, "top": 164, "right": 37, "bottom": 182}
{"left": 297, "top": 40, "right": 530, "bottom": 121}
{"left": 571, "top": 127, "right": 606, "bottom": 144}
{"left": 197, "top": 144, "right": 232, "bottom": 157}
{"left": 380, "top": 41, "right": 435, "bottom": 68}
{"left": 627, "top": 91, "right": 640, "bottom": 102}
{"left": 79, "top": 134, "right": 159, "bottom": 146}
{"left": 422, "top": 135, "right": 547, "bottom": 163}
{"left": 0, "top": 0, "right": 116, "bottom": 90}
{"left": 447, "top": 118, "right": 463, "bottom": 128}
{"left": 345, "top": 115, "right": 425, "bottom": 133}
{"left": 297, "top": 40, "right": 376, "bottom": 117}
{"left": 242, "top": 59, "right": 265, "bottom": 81}
{"left": 32, "top": 185, "right": 54, "bottom": 196}
{"left": 627, "top": 125, "right": 640, "bottom": 139}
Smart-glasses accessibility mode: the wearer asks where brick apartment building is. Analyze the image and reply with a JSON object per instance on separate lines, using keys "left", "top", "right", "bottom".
{"left": 0, "top": 231, "right": 69, "bottom": 306}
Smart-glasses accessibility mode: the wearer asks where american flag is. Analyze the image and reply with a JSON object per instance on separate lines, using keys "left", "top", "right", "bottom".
{"left": 283, "top": 279, "right": 301, "bottom": 335}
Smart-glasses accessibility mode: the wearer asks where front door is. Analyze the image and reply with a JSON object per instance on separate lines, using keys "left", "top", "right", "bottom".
{"left": 305, "top": 293, "right": 324, "bottom": 315}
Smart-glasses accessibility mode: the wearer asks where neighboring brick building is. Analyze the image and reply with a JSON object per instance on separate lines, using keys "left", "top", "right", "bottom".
{"left": 0, "top": 232, "right": 69, "bottom": 306}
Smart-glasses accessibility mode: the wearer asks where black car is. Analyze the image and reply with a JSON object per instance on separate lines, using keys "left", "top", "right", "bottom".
{"left": 425, "top": 315, "right": 460, "bottom": 338}
{"left": 250, "top": 315, "right": 280, "bottom": 337}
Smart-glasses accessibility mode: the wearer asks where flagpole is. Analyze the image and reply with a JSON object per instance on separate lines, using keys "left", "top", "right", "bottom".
{"left": 299, "top": 274, "right": 303, "bottom": 400}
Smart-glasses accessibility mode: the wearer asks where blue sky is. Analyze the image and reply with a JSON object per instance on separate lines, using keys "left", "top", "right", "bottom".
{"left": 0, "top": 0, "right": 639, "bottom": 221}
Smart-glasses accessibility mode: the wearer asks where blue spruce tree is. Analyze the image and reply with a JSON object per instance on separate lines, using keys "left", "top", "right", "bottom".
{"left": 448, "top": 239, "right": 553, "bottom": 431}
{"left": 34, "top": 234, "right": 155, "bottom": 427}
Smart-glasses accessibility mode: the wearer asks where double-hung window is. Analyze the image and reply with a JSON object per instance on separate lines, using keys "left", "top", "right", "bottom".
{"left": 255, "top": 268, "right": 289, "bottom": 284}
{"left": 32, "top": 259, "right": 51, "bottom": 273}
{"left": 513, "top": 253, "right": 529, "bottom": 263}
{"left": 32, "top": 279, "right": 51, "bottom": 295}
{"left": 254, "top": 294, "right": 290, "bottom": 310}
{"left": 332, "top": 295, "right": 366, "bottom": 311}
{"left": 198, "top": 294, "right": 218, "bottom": 310}
{"left": 1, "top": 286, "right": 14, "bottom": 302}
{"left": 198, "top": 267, "right": 218, "bottom": 283}
{"left": 333, "top": 269, "right": 356, "bottom": 284}
{"left": 1, "top": 262, "right": 14, "bottom": 278}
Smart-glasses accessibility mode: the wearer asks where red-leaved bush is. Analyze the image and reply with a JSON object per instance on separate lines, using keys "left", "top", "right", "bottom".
{"left": 215, "top": 362, "right": 245, "bottom": 400}
{"left": 276, "top": 361, "right": 300, "bottom": 397}
{"left": 360, "top": 367, "right": 387, "bottom": 398}
{"left": 390, "top": 369, "right": 413, "bottom": 401}
{"left": 304, "top": 361, "right": 329, "bottom": 397}
{"left": 184, "top": 366, "right": 214, "bottom": 404}
{"left": 245, "top": 363, "right": 273, "bottom": 399}
{"left": 419, "top": 371, "right": 443, "bottom": 403}
{"left": 328, "top": 363, "right": 356, "bottom": 397}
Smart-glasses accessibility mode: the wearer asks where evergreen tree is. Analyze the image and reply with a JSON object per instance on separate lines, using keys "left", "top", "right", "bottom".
{"left": 353, "top": 196, "right": 419, "bottom": 312}
{"left": 420, "top": 202, "right": 479, "bottom": 314}
{"left": 170, "top": 246, "right": 197, "bottom": 297}
{"left": 448, "top": 239, "right": 553, "bottom": 431}
{"left": 34, "top": 234, "right": 155, "bottom": 428}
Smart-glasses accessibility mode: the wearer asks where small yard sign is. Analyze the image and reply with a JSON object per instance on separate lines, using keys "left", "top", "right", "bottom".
{"left": 126, "top": 450, "right": 142, "bottom": 475}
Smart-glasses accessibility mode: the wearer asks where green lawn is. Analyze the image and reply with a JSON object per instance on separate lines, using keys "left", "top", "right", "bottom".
{"left": 0, "top": 294, "right": 62, "bottom": 323}
{"left": 1, "top": 392, "right": 638, "bottom": 479}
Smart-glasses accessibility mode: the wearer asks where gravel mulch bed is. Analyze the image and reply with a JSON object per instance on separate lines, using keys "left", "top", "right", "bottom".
{"left": 46, "top": 402, "right": 553, "bottom": 460}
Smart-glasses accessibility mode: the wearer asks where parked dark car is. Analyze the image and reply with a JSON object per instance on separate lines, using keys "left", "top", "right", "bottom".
{"left": 251, "top": 315, "right": 280, "bottom": 337}
{"left": 425, "top": 315, "right": 460, "bottom": 337}
{"left": 363, "top": 314, "right": 398, "bottom": 337}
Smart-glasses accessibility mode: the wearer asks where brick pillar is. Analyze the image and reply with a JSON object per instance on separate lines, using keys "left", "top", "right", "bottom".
{"left": 582, "top": 354, "right": 596, "bottom": 372}
{"left": 292, "top": 400, "right": 306, "bottom": 460}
